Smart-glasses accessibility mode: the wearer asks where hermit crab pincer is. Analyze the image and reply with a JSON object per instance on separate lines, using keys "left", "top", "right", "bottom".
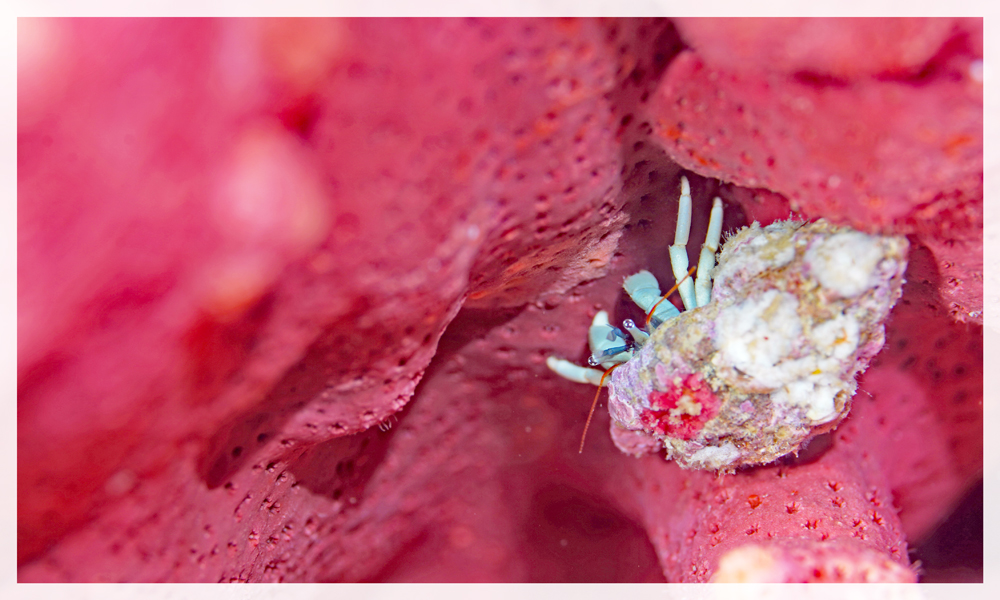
{"left": 547, "top": 176, "right": 909, "bottom": 471}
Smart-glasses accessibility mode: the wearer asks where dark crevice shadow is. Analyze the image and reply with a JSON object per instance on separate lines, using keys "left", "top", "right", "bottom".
{"left": 521, "top": 482, "right": 667, "bottom": 582}
{"left": 199, "top": 298, "right": 524, "bottom": 491}
{"left": 792, "top": 70, "right": 850, "bottom": 88}
{"left": 283, "top": 414, "right": 403, "bottom": 504}
{"left": 774, "top": 431, "right": 836, "bottom": 467}
{"left": 196, "top": 296, "right": 407, "bottom": 489}
{"left": 416, "top": 305, "right": 526, "bottom": 386}
{"left": 911, "top": 477, "right": 983, "bottom": 582}
{"left": 874, "top": 25, "right": 981, "bottom": 86}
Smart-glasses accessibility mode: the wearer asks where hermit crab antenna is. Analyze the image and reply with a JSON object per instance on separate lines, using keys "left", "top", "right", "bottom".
{"left": 579, "top": 363, "right": 620, "bottom": 453}
{"left": 645, "top": 265, "right": 697, "bottom": 328}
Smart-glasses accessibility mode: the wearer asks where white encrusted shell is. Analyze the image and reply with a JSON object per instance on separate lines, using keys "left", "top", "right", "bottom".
{"left": 607, "top": 219, "right": 908, "bottom": 471}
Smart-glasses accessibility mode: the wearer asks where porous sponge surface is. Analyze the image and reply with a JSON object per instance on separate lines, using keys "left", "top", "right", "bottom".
{"left": 17, "top": 18, "right": 982, "bottom": 582}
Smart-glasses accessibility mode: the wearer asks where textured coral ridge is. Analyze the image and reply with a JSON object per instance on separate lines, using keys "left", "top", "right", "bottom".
{"left": 609, "top": 219, "right": 908, "bottom": 470}
{"left": 18, "top": 18, "right": 981, "bottom": 582}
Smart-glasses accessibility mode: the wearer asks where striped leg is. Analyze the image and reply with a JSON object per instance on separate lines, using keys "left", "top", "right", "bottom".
{"left": 694, "top": 197, "right": 723, "bottom": 308}
{"left": 668, "top": 176, "right": 697, "bottom": 311}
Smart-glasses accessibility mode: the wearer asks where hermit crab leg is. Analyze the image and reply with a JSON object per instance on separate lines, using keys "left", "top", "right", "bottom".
{"left": 623, "top": 270, "right": 680, "bottom": 329}
{"left": 669, "top": 176, "right": 698, "bottom": 311}
{"left": 546, "top": 356, "right": 605, "bottom": 386}
{"left": 694, "top": 196, "right": 724, "bottom": 308}
{"left": 642, "top": 264, "right": 696, "bottom": 329}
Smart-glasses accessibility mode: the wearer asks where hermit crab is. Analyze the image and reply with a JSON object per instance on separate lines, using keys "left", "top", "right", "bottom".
{"left": 547, "top": 176, "right": 909, "bottom": 471}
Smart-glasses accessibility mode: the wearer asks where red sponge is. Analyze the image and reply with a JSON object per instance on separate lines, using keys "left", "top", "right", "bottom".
{"left": 17, "top": 18, "right": 982, "bottom": 582}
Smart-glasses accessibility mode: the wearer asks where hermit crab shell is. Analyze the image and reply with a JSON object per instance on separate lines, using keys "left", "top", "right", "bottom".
{"left": 607, "top": 219, "right": 909, "bottom": 471}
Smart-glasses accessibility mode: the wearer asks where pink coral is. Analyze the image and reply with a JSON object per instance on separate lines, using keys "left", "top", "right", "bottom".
{"left": 641, "top": 373, "right": 720, "bottom": 440}
{"left": 18, "top": 18, "right": 981, "bottom": 582}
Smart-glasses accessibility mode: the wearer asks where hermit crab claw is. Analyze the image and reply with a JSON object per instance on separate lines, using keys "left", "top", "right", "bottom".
{"left": 545, "top": 356, "right": 605, "bottom": 386}
{"left": 623, "top": 270, "right": 679, "bottom": 329}
{"left": 546, "top": 310, "right": 632, "bottom": 386}
{"left": 586, "top": 310, "right": 632, "bottom": 368}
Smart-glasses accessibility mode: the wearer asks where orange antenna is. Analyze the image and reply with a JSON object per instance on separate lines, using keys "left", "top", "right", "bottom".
{"left": 645, "top": 265, "right": 697, "bottom": 328}
{"left": 579, "top": 363, "right": 621, "bottom": 453}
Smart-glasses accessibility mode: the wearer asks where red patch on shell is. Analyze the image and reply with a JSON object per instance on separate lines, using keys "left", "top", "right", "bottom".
{"left": 640, "top": 373, "right": 720, "bottom": 440}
